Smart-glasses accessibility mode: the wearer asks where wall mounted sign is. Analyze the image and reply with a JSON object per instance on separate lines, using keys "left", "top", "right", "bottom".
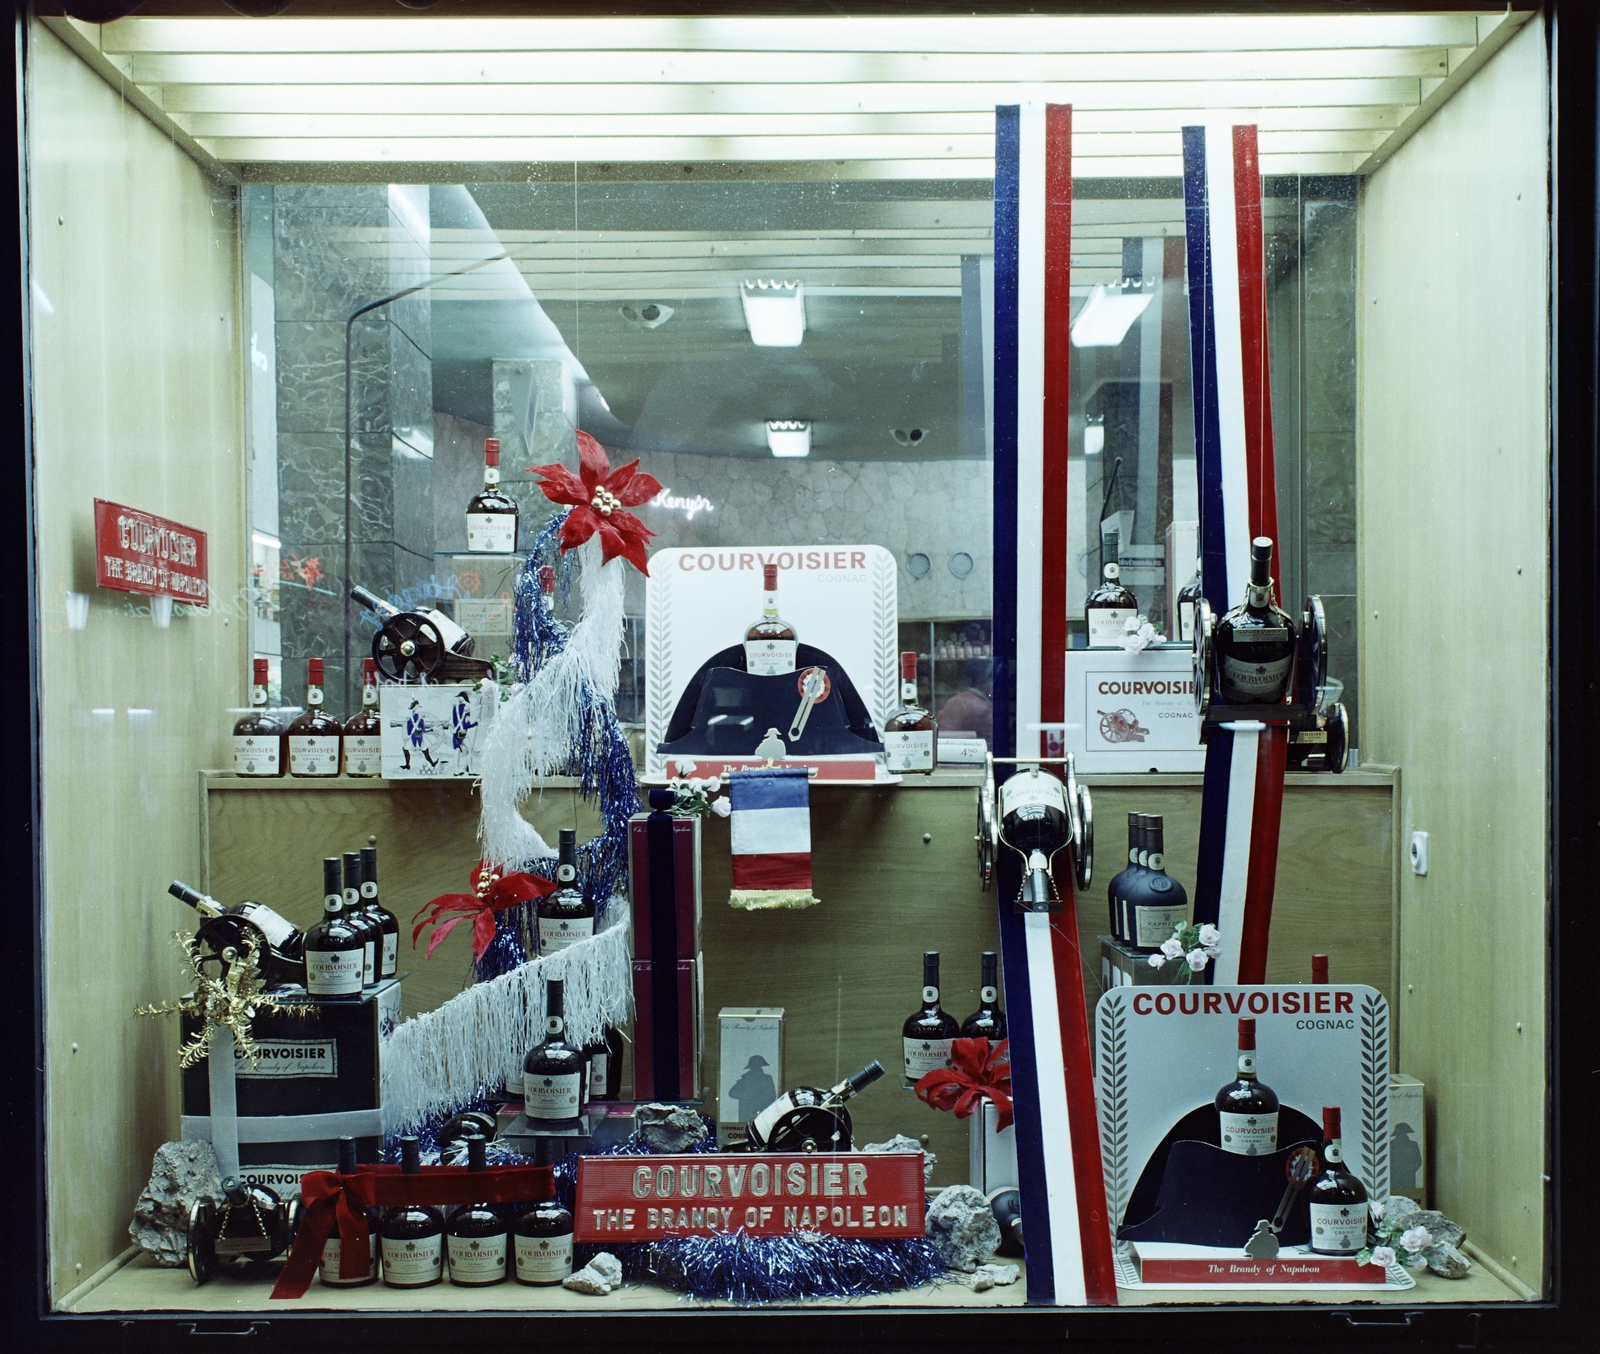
{"left": 574, "top": 1152, "right": 924, "bottom": 1241}
{"left": 93, "top": 498, "right": 209, "bottom": 603}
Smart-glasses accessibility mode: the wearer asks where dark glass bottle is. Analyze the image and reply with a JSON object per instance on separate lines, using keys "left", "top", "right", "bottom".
{"left": 961, "top": 951, "right": 1007, "bottom": 1047}
{"left": 169, "top": 881, "right": 305, "bottom": 989}
{"left": 446, "top": 1136, "right": 508, "bottom": 1286}
{"left": 1124, "top": 815, "right": 1190, "bottom": 952}
{"left": 1312, "top": 952, "right": 1330, "bottom": 984}
{"left": 319, "top": 1136, "right": 377, "bottom": 1287}
{"left": 580, "top": 1026, "right": 625, "bottom": 1104}
{"left": 1176, "top": 560, "right": 1203, "bottom": 643}
{"left": 902, "top": 952, "right": 960, "bottom": 1087}
{"left": 1105, "top": 813, "right": 1145, "bottom": 944}
{"left": 1214, "top": 1017, "right": 1280, "bottom": 1156}
{"left": 514, "top": 1195, "right": 574, "bottom": 1286}
{"left": 303, "top": 858, "right": 365, "bottom": 999}
{"left": 746, "top": 1061, "right": 885, "bottom": 1151}
{"left": 232, "top": 656, "right": 285, "bottom": 776}
{"left": 1212, "top": 537, "right": 1297, "bottom": 704}
{"left": 287, "top": 656, "right": 343, "bottom": 776}
{"left": 380, "top": 1136, "right": 443, "bottom": 1289}
{"left": 743, "top": 562, "right": 797, "bottom": 675}
{"left": 343, "top": 851, "right": 377, "bottom": 988}
{"left": 1307, "top": 1106, "right": 1369, "bottom": 1255}
{"left": 537, "top": 828, "right": 595, "bottom": 956}
{"left": 343, "top": 657, "right": 383, "bottom": 776}
{"left": 1085, "top": 531, "right": 1138, "bottom": 647}
{"left": 522, "top": 979, "right": 586, "bottom": 1129}
{"left": 883, "top": 650, "right": 937, "bottom": 773}
{"left": 360, "top": 845, "right": 400, "bottom": 982}
{"left": 212, "top": 1176, "right": 286, "bottom": 1268}
{"left": 466, "top": 437, "right": 520, "bottom": 553}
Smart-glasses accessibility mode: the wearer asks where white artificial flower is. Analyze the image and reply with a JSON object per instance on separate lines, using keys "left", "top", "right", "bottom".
{"left": 1146, "top": 953, "right": 1166, "bottom": 969}
{"left": 1198, "top": 924, "right": 1221, "bottom": 948}
{"left": 1124, "top": 615, "right": 1142, "bottom": 633}
{"left": 1204, "top": 945, "right": 1221, "bottom": 959}
{"left": 1369, "top": 1246, "right": 1396, "bottom": 1269}
{"left": 1186, "top": 948, "right": 1209, "bottom": 971}
{"left": 710, "top": 798, "right": 732, "bottom": 818}
{"left": 1160, "top": 937, "right": 1184, "bottom": 959}
{"left": 1400, "top": 1226, "right": 1432, "bottom": 1254}
{"left": 1369, "top": 1200, "right": 1386, "bottom": 1224}
{"left": 674, "top": 758, "right": 698, "bottom": 777}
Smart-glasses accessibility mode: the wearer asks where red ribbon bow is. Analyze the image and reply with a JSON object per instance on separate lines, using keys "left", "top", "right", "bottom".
{"left": 530, "top": 429, "right": 663, "bottom": 575}
{"left": 412, "top": 861, "right": 555, "bottom": 962}
{"left": 914, "top": 1036, "right": 1014, "bottom": 1131}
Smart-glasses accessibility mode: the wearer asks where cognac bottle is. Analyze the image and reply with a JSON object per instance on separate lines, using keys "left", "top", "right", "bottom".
{"left": 319, "top": 1136, "right": 378, "bottom": 1287}
{"left": 1307, "top": 1106, "right": 1369, "bottom": 1255}
{"left": 446, "top": 1136, "right": 508, "bottom": 1286}
{"left": 466, "top": 437, "right": 519, "bottom": 554}
{"left": 902, "top": 952, "right": 959, "bottom": 1086}
{"left": 537, "top": 828, "right": 594, "bottom": 956}
{"left": 1124, "top": 815, "right": 1190, "bottom": 953}
{"left": 380, "top": 1136, "right": 443, "bottom": 1289}
{"left": 169, "top": 881, "right": 305, "bottom": 989}
{"left": 1214, "top": 1017, "right": 1280, "bottom": 1155}
{"left": 1106, "top": 812, "right": 1146, "bottom": 944}
{"left": 961, "top": 951, "right": 1007, "bottom": 1047}
{"left": 744, "top": 562, "right": 797, "bottom": 675}
{"left": 343, "top": 657, "right": 382, "bottom": 776}
{"left": 745, "top": 1061, "right": 885, "bottom": 1151}
{"left": 1176, "top": 560, "right": 1203, "bottom": 643}
{"left": 1212, "top": 537, "right": 1297, "bottom": 704}
{"left": 232, "top": 657, "right": 285, "bottom": 776}
{"left": 360, "top": 845, "right": 400, "bottom": 982}
{"left": 1085, "top": 532, "right": 1138, "bottom": 647}
{"left": 522, "top": 979, "right": 585, "bottom": 1129}
{"left": 580, "top": 1026, "right": 625, "bottom": 1103}
{"left": 287, "top": 657, "right": 342, "bottom": 777}
{"left": 304, "top": 857, "right": 365, "bottom": 999}
{"left": 342, "top": 851, "right": 377, "bottom": 988}
{"left": 883, "top": 650, "right": 936, "bottom": 773}
{"left": 514, "top": 1195, "right": 574, "bottom": 1286}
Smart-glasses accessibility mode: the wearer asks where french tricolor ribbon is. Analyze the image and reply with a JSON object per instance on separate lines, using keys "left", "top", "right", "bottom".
{"left": 992, "top": 100, "right": 1118, "bottom": 1308}
{"left": 1182, "top": 124, "right": 1287, "bottom": 985}
{"left": 727, "top": 767, "right": 818, "bottom": 910}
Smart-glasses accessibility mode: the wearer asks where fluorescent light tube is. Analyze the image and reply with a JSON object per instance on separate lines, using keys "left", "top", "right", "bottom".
{"left": 1070, "top": 284, "right": 1153, "bottom": 348}
{"left": 767, "top": 420, "right": 811, "bottom": 458}
{"left": 742, "top": 280, "right": 806, "bottom": 347}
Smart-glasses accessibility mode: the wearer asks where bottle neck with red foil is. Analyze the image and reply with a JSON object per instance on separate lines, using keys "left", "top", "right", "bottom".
{"left": 1322, "top": 1108, "right": 1345, "bottom": 1163}
{"left": 251, "top": 658, "right": 270, "bottom": 708}
{"left": 900, "top": 650, "right": 919, "bottom": 705}
{"left": 307, "top": 660, "right": 325, "bottom": 708}
{"left": 483, "top": 439, "right": 501, "bottom": 489}
{"left": 1236, "top": 1018, "right": 1258, "bottom": 1081}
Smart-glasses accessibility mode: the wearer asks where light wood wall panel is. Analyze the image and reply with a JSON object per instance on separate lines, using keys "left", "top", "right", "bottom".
{"left": 1358, "top": 14, "right": 1548, "bottom": 1294}
{"left": 30, "top": 22, "right": 245, "bottom": 1304}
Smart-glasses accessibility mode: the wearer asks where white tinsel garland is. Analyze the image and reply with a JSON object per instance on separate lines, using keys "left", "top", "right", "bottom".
{"left": 381, "top": 907, "right": 632, "bottom": 1134}
{"left": 477, "top": 536, "right": 626, "bottom": 869}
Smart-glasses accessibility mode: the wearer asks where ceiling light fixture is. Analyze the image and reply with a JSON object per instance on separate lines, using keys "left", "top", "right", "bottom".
{"left": 742, "top": 280, "right": 806, "bottom": 347}
{"left": 766, "top": 420, "right": 811, "bottom": 458}
{"left": 1070, "top": 284, "right": 1154, "bottom": 348}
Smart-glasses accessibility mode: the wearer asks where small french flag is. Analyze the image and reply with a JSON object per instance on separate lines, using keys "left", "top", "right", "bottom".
{"left": 727, "top": 768, "right": 818, "bottom": 911}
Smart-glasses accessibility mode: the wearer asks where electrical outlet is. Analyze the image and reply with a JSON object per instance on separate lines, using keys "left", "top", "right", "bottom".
{"left": 1410, "top": 831, "right": 1430, "bottom": 876}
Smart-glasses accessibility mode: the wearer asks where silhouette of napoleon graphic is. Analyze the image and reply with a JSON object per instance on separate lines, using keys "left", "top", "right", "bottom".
{"left": 729, "top": 1054, "right": 778, "bottom": 1122}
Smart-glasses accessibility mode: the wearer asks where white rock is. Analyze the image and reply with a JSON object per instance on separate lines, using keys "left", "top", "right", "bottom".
{"left": 634, "top": 1104, "right": 709, "bottom": 1153}
{"left": 926, "top": 1184, "right": 1001, "bottom": 1272}
{"left": 128, "top": 1141, "right": 222, "bottom": 1266}
{"left": 860, "top": 1134, "right": 937, "bottom": 1185}
{"left": 955, "top": 1262, "right": 1021, "bottom": 1291}
{"left": 562, "top": 1251, "right": 624, "bottom": 1295}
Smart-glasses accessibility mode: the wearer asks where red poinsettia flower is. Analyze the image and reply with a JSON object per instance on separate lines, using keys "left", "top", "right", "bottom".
{"left": 411, "top": 860, "right": 555, "bottom": 963}
{"left": 530, "top": 430, "right": 662, "bottom": 575}
{"left": 914, "top": 1036, "right": 1014, "bottom": 1131}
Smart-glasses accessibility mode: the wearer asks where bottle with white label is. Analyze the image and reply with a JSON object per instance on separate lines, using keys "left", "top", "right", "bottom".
{"left": 744, "top": 562, "right": 797, "bottom": 675}
{"left": 466, "top": 436, "right": 519, "bottom": 554}
{"left": 287, "top": 657, "right": 342, "bottom": 777}
{"left": 1307, "top": 1105, "right": 1369, "bottom": 1255}
{"left": 232, "top": 657, "right": 285, "bottom": 776}
{"left": 1125, "top": 815, "right": 1190, "bottom": 952}
{"left": 581, "top": 1026, "right": 624, "bottom": 1104}
{"left": 745, "top": 1060, "right": 885, "bottom": 1151}
{"left": 1105, "top": 813, "right": 1145, "bottom": 944}
{"left": 360, "top": 845, "right": 400, "bottom": 982}
{"left": 343, "top": 852, "right": 377, "bottom": 988}
{"left": 168, "top": 880, "right": 305, "bottom": 989}
{"left": 1214, "top": 1017, "right": 1280, "bottom": 1156}
{"left": 380, "top": 1136, "right": 443, "bottom": 1289}
{"left": 514, "top": 1195, "right": 574, "bottom": 1286}
{"left": 537, "top": 827, "right": 594, "bottom": 956}
{"left": 446, "top": 1136, "right": 508, "bottom": 1286}
{"left": 902, "top": 951, "right": 959, "bottom": 1087}
{"left": 1085, "top": 530, "right": 1138, "bottom": 647}
{"left": 522, "top": 979, "right": 585, "bottom": 1129}
{"left": 343, "top": 658, "right": 382, "bottom": 776}
{"left": 1176, "top": 560, "right": 1203, "bottom": 643}
{"left": 1212, "top": 537, "right": 1297, "bottom": 704}
{"left": 319, "top": 1136, "right": 378, "bottom": 1287}
{"left": 304, "top": 857, "right": 365, "bottom": 999}
{"left": 960, "top": 951, "right": 1007, "bottom": 1047}
{"left": 883, "top": 649, "right": 936, "bottom": 773}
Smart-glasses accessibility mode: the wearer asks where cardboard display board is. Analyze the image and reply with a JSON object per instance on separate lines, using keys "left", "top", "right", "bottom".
{"left": 1065, "top": 647, "right": 1205, "bottom": 773}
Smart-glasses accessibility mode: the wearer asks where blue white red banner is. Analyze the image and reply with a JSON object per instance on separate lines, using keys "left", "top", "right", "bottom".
{"left": 992, "top": 101, "right": 1117, "bottom": 1308}
{"left": 1182, "top": 124, "right": 1287, "bottom": 985}
{"left": 727, "top": 768, "right": 817, "bottom": 908}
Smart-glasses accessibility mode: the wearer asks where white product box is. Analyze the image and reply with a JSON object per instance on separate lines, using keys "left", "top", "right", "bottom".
{"left": 717, "top": 1007, "right": 785, "bottom": 1146}
{"left": 1388, "top": 1072, "right": 1427, "bottom": 1203}
{"left": 380, "top": 682, "right": 495, "bottom": 779}
{"left": 968, "top": 1096, "right": 1018, "bottom": 1195}
{"left": 1064, "top": 646, "right": 1204, "bottom": 773}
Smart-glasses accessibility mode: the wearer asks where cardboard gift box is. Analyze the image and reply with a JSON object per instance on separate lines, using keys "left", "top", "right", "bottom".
{"left": 968, "top": 1095, "right": 1018, "bottom": 1195}
{"left": 629, "top": 811, "right": 702, "bottom": 959}
{"left": 631, "top": 955, "right": 703, "bottom": 1102}
{"left": 717, "top": 1007, "right": 785, "bottom": 1146}
{"left": 1100, "top": 934, "right": 1187, "bottom": 990}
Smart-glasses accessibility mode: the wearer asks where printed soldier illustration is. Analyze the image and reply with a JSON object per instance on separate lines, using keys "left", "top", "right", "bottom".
{"left": 402, "top": 699, "right": 439, "bottom": 770}
{"left": 450, "top": 691, "right": 478, "bottom": 771}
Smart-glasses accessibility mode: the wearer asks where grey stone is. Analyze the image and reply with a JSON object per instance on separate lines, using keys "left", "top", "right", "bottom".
{"left": 129, "top": 1140, "right": 223, "bottom": 1266}
{"left": 562, "top": 1250, "right": 624, "bottom": 1295}
{"left": 634, "top": 1103, "right": 709, "bottom": 1153}
{"left": 1424, "top": 1242, "right": 1473, "bottom": 1279}
{"left": 1379, "top": 1194, "right": 1420, "bottom": 1225}
{"left": 860, "top": 1133, "right": 937, "bottom": 1185}
{"left": 925, "top": 1184, "right": 1000, "bottom": 1273}
{"left": 953, "top": 1261, "right": 1020, "bottom": 1291}
{"left": 1408, "top": 1209, "right": 1466, "bottom": 1250}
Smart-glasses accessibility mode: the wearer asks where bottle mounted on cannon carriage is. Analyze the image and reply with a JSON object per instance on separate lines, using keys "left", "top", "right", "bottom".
{"left": 1213, "top": 537, "right": 1297, "bottom": 704}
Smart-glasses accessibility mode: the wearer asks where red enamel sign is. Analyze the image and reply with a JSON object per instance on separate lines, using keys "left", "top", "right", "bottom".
{"left": 574, "top": 1153, "right": 925, "bottom": 1241}
{"left": 93, "top": 499, "right": 209, "bottom": 603}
